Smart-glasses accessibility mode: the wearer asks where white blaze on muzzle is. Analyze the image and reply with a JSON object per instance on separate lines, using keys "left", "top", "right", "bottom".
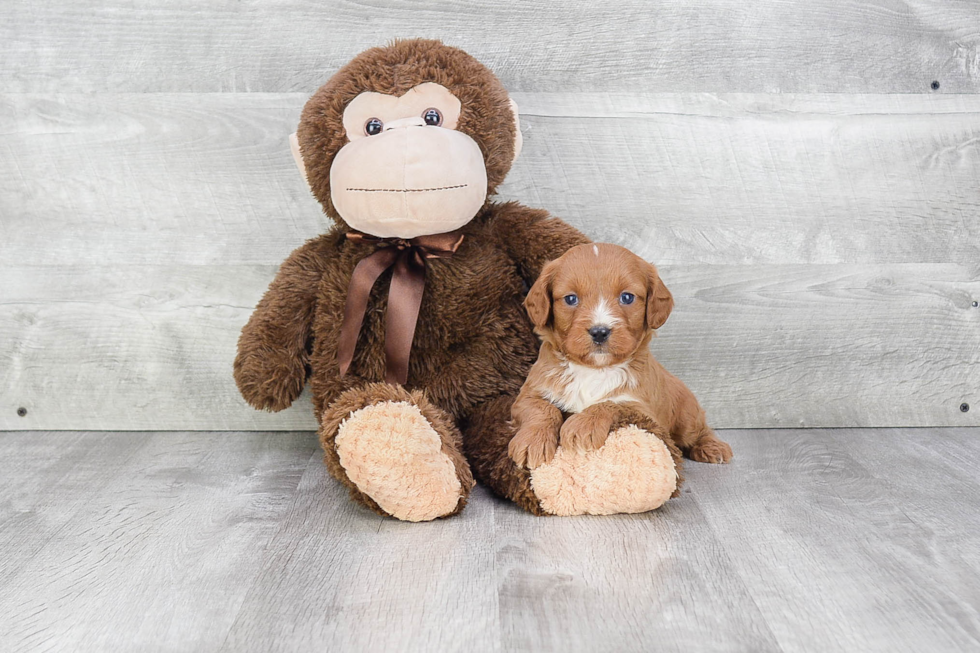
{"left": 590, "top": 298, "right": 622, "bottom": 328}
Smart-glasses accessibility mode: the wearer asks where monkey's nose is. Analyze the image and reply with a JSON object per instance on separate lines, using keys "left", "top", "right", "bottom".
{"left": 589, "top": 326, "right": 611, "bottom": 345}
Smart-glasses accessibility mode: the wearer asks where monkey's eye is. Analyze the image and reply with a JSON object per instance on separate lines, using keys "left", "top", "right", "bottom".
{"left": 422, "top": 108, "right": 443, "bottom": 127}
{"left": 364, "top": 118, "right": 384, "bottom": 136}
{"left": 620, "top": 292, "right": 635, "bottom": 305}
{"left": 563, "top": 294, "right": 578, "bottom": 307}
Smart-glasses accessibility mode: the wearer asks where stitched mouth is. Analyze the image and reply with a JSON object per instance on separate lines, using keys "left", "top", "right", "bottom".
{"left": 346, "top": 184, "right": 468, "bottom": 193}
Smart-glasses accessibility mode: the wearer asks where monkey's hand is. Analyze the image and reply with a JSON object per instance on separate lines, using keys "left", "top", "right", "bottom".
{"left": 233, "top": 341, "right": 308, "bottom": 412}
{"left": 232, "top": 235, "right": 332, "bottom": 411}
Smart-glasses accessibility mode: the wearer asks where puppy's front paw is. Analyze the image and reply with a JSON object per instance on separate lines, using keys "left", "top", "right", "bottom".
{"left": 560, "top": 411, "right": 613, "bottom": 453}
{"left": 509, "top": 426, "right": 559, "bottom": 469}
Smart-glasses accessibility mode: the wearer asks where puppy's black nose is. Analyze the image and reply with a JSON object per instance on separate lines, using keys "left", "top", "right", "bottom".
{"left": 589, "top": 325, "right": 611, "bottom": 344}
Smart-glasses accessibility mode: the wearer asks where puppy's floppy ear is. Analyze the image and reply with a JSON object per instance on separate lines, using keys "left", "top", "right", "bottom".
{"left": 524, "top": 259, "right": 559, "bottom": 328}
{"left": 646, "top": 262, "right": 674, "bottom": 330}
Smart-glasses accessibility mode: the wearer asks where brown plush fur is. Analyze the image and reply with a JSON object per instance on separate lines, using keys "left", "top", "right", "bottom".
{"left": 297, "top": 39, "right": 518, "bottom": 225}
{"left": 459, "top": 395, "right": 547, "bottom": 515}
{"left": 234, "top": 40, "right": 589, "bottom": 517}
{"left": 511, "top": 243, "right": 732, "bottom": 473}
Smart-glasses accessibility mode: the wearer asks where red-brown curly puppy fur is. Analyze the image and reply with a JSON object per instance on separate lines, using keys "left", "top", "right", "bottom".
{"left": 510, "top": 243, "right": 732, "bottom": 470}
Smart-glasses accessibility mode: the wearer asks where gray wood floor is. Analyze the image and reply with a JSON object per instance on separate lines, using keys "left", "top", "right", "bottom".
{"left": 1, "top": 428, "right": 979, "bottom": 653}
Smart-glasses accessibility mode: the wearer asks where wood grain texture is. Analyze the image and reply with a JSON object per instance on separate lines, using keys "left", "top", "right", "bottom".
{"left": 3, "top": 92, "right": 980, "bottom": 266}
{"left": 510, "top": 93, "right": 980, "bottom": 266}
{"left": 0, "top": 431, "right": 148, "bottom": 585}
{"left": 3, "top": 91, "right": 979, "bottom": 430}
{"left": 824, "top": 426, "right": 980, "bottom": 626}
{"left": 1, "top": 1, "right": 978, "bottom": 93}
{"left": 2, "top": 428, "right": 980, "bottom": 652}
{"left": 494, "top": 491, "right": 781, "bottom": 652}
{"left": 0, "top": 264, "right": 317, "bottom": 430}
{"left": 0, "top": 430, "right": 317, "bottom": 653}
{"left": 1, "top": 263, "right": 976, "bottom": 430}
{"left": 0, "top": 93, "right": 321, "bottom": 267}
{"left": 219, "top": 459, "right": 500, "bottom": 652}
{"left": 690, "top": 429, "right": 980, "bottom": 652}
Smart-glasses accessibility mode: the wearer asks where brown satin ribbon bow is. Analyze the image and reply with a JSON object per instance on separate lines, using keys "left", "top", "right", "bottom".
{"left": 338, "top": 230, "right": 465, "bottom": 385}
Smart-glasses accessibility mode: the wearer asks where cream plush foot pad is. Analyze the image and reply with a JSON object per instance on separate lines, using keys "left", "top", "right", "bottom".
{"left": 530, "top": 425, "right": 678, "bottom": 516}
{"left": 336, "top": 401, "right": 462, "bottom": 522}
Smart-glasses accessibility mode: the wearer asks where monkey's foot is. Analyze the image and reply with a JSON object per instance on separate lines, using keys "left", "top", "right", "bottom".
{"left": 335, "top": 400, "right": 466, "bottom": 522}
{"left": 529, "top": 425, "right": 678, "bottom": 516}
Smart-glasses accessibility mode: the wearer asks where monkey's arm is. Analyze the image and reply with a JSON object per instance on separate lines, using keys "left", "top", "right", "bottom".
{"left": 234, "top": 233, "right": 336, "bottom": 411}
{"left": 490, "top": 201, "right": 591, "bottom": 281}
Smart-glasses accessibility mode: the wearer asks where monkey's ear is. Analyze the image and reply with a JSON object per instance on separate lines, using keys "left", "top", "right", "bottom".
{"left": 646, "top": 263, "right": 674, "bottom": 330}
{"left": 524, "top": 259, "right": 558, "bottom": 329}
{"left": 509, "top": 98, "right": 523, "bottom": 161}
{"left": 289, "top": 132, "right": 309, "bottom": 185}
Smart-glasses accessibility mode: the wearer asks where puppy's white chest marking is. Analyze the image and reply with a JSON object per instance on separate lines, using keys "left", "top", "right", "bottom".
{"left": 543, "top": 361, "right": 637, "bottom": 413}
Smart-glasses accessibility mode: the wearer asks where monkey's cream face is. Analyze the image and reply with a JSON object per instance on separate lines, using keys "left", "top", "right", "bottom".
{"left": 329, "top": 83, "right": 489, "bottom": 239}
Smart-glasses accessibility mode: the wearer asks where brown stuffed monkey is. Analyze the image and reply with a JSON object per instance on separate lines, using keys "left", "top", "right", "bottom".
{"left": 234, "top": 39, "right": 680, "bottom": 521}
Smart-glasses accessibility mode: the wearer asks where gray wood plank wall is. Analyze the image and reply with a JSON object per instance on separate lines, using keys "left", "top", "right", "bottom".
{"left": 2, "top": 2, "right": 979, "bottom": 430}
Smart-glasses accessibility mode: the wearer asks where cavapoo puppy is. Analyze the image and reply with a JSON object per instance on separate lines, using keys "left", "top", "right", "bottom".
{"left": 509, "top": 243, "right": 733, "bottom": 470}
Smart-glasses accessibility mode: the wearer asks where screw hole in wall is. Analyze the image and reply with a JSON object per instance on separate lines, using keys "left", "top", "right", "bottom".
{"left": 931, "top": 80, "right": 940, "bottom": 90}
{"left": 961, "top": 403, "right": 971, "bottom": 413}
{"left": 17, "top": 407, "right": 27, "bottom": 417}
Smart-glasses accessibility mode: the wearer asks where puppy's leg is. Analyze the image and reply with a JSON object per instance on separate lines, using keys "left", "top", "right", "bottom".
{"left": 560, "top": 401, "right": 686, "bottom": 492}
{"left": 509, "top": 394, "right": 562, "bottom": 469}
{"left": 462, "top": 397, "right": 683, "bottom": 516}
{"left": 660, "top": 372, "right": 732, "bottom": 464}
{"left": 687, "top": 427, "right": 733, "bottom": 464}
{"left": 671, "top": 391, "right": 732, "bottom": 464}
{"left": 559, "top": 402, "right": 617, "bottom": 452}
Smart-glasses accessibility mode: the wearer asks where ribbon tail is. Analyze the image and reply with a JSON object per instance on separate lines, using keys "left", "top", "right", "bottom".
{"left": 384, "top": 251, "right": 426, "bottom": 385}
{"left": 337, "top": 247, "right": 399, "bottom": 377}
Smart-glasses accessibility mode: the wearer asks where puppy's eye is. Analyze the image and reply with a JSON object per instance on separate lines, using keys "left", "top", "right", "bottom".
{"left": 422, "top": 108, "right": 443, "bottom": 126}
{"left": 364, "top": 118, "right": 384, "bottom": 136}
{"left": 563, "top": 294, "right": 578, "bottom": 307}
{"left": 620, "top": 292, "right": 635, "bottom": 305}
